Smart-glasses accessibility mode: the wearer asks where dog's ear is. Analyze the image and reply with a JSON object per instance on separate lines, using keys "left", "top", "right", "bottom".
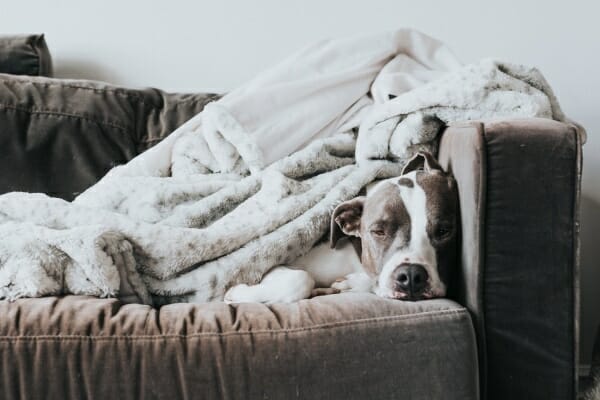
{"left": 330, "top": 196, "right": 365, "bottom": 248}
{"left": 401, "top": 152, "right": 443, "bottom": 175}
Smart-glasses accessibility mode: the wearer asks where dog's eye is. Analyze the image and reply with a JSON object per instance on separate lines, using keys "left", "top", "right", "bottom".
{"left": 370, "top": 229, "right": 385, "bottom": 237}
{"left": 435, "top": 227, "right": 452, "bottom": 238}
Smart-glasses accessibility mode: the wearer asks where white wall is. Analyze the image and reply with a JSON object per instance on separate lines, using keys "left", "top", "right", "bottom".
{"left": 3, "top": 0, "right": 599, "bottom": 364}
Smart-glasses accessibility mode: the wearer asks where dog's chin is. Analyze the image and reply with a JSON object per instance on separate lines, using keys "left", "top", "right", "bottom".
{"left": 376, "top": 287, "right": 440, "bottom": 301}
{"left": 393, "top": 292, "right": 430, "bottom": 301}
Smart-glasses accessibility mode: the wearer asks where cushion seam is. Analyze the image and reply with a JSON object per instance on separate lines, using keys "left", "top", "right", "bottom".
{"left": 0, "top": 102, "right": 131, "bottom": 133}
{"left": 0, "top": 76, "right": 219, "bottom": 108}
{"left": 0, "top": 307, "right": 468, "bottom": 340}
{"left": 0, "top": 77, "right": 155, "bottom": 106}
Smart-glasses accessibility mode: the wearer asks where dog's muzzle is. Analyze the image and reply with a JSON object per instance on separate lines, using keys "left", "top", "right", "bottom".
{"left": 392, "top": 263, "right": 429, "bottom": 300}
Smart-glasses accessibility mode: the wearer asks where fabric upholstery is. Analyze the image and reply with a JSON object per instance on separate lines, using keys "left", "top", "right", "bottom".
{"left": 438, "top": 119, "right": 581, "bottom": 400}
{"left": 0, "top": 35, "right": 53, "bottom": 76}
{"left": 0, "top": 73, "right": 219, "bottom": 199}
{"left": 0, "top": 294, "right": 478, "bottom": 400}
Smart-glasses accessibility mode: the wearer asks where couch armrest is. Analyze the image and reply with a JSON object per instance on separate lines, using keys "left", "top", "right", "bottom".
{"left": 438, "top": 118, "right": 582, "bottom": 400}
{"left": 0, "top": 34, "right": 53, "bottom": 77}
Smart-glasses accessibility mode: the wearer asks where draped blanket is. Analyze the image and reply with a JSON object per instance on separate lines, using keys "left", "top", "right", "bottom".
{"left": 0, "top": 29, "right": 577, "bottom": 305}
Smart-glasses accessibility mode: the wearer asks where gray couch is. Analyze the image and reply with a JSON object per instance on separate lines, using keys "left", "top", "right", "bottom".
{"left": 0, "top": 35, "right": 582, "bottom": 400}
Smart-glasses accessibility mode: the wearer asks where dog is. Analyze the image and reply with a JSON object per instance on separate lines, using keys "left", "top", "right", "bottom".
{"left": 224, "top": 151, "right": 458, "bottom": 303}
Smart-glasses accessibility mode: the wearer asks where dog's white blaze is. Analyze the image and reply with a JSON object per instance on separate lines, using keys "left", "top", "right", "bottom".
{"left": 402, "top": 172, "right": 436, "bottom": 265}
{"left": 376, "top": 172, "right": 445, "bottom": 297}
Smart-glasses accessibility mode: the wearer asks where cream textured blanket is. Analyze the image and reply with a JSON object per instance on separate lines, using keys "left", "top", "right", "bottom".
{"left": 0, "top": 30, "right": 575, "bottom": 305}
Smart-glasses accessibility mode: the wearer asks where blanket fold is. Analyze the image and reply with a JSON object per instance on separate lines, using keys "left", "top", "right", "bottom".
{"left": 0, "top": 29, "right": 580, "bottom": 304}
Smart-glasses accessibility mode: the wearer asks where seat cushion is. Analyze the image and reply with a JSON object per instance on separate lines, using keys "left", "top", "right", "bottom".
{"left": 0, "top": 294, "right": 478, "bottom": 400}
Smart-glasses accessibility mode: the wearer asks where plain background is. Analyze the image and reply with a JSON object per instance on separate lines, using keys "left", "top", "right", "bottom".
{"left": 2, "top": 0, "right": 599, "bottom": 366}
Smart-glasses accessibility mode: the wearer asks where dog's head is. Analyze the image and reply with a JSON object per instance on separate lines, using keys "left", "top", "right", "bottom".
{"left": 330, "top": 152, "right": 458, "bottom": 300}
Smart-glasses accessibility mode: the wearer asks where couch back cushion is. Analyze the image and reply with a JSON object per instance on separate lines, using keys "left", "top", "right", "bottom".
{"left": 0, "top": 34, "right": 53, "bottom": 76}
{"left": 0, "top": 73, "right": 218, "bottom": 200}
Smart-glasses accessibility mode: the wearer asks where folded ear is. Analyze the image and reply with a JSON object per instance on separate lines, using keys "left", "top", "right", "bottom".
{"left": 330, "top": 196, "right": 365, "bottom": 248}
{"left": 401, "top": 151, "right": 444, "bottom": 175}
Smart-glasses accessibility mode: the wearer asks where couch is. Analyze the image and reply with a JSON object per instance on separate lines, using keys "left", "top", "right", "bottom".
{"left": 0, "top": 35, "right": 582, "bottom": 400}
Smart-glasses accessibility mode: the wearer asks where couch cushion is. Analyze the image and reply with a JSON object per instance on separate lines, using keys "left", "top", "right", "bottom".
{"left": 0, "top": 73, "right": 219, "bottom": 199}
{"left": 0, "top": 294, "right": 478, "bottom": 400}
{"left": 0, "top": 34, "right": 53, "bottom": 76}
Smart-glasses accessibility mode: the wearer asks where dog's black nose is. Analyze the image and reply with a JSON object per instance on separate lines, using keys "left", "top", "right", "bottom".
{"left": 394, "top": 264, "right": 429, "bottom": 295}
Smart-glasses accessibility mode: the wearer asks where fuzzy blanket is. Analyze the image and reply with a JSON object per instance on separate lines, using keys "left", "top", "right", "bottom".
{"left": 0, "top": 29, "right": 578, "bottom": 305}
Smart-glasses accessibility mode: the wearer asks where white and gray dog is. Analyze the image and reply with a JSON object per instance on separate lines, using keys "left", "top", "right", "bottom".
{"left": 225, "top": 152, "right": 458, "bottom": 303}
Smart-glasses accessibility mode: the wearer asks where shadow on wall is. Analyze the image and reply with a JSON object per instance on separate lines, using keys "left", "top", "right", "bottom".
{"left": 52, "top": 58, "right": 123, "bottom": 84}
{"left": 581, "top": 194, "right": 600, "bottom": 366}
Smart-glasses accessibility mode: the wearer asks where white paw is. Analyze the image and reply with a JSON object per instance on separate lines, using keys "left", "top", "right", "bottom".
{"left": 331, "top": 279, "right": 351, "bottom": 292}
{"left": 331, "top": 272, "right": 374, "bottom": 293}
{"left": 223, "top": 284, "right": 254, "bottom": 304}
{"left": 223, "top": 268, "right": 315, "bottom": 304}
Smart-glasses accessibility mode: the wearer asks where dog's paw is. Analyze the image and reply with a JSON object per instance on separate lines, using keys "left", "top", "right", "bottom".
{"left": 331, "top": 272, "right": 374, "bottom": 293}
{"left": 331, "top": 278, "right": 351, "bottom": 292}
{"left": 224, "top": 268, "right": 316, "bottom": 304}
{"left": 223, "top": 284, "right": 253, "bottom": 304}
